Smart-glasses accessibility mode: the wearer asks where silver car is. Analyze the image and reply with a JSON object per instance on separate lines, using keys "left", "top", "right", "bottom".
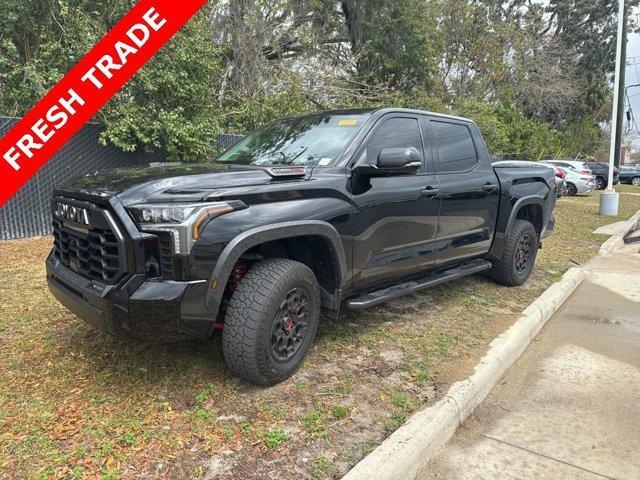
{"left": 559, "top": 167, "right": 596, "bottom": 196}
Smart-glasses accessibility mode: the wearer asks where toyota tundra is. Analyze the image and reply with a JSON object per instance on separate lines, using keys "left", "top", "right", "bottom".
{"left": 47, "top": 108, "right": 557, "bottom": 385}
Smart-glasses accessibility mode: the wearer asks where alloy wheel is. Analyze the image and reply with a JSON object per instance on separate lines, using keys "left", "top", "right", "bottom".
{"left": 514, "top": 234, "right": 532, "bottom": 273}
{"left": 270, "top": 287, "right": 309, "bottom": 362}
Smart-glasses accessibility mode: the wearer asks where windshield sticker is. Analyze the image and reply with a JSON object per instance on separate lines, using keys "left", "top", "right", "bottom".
{"left": 318, "top": 157, "right": 332, "bottom": 166}
{"left": 338, "top": 119, "right": 358, "bottom": 126}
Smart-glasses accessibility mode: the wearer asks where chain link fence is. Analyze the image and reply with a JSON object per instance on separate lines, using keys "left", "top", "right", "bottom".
{"left": 0, "top": 116, "right": 243, "bottom": 240}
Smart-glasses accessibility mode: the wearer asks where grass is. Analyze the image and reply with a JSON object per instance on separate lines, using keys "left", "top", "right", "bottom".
{"left": 1, "top": 186, "right": 639, "bottom": 479}
{"left": 263, "top": 428, "right": 290, "bottom": 450}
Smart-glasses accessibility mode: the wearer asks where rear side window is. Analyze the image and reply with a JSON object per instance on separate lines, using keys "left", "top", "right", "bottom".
{"left": 365, "top": 117, "right": 423, "bottom": 165}
{"left": 554, "top": 162, "right": 572, "bottom": 169}
{"left": 431, "top": 121, "right": 478, "bottom": 173}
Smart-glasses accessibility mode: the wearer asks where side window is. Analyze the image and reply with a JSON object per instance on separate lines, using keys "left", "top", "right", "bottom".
{"left": 365, "top": 117, "right": 423, "bottom": 166}
{"left": 431, "top": 121, "right": 478, "bottom": 173}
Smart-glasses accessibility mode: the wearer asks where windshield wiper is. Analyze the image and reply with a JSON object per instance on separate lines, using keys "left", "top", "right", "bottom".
{"left": 278, "top": 146, "right": 308, "bottom": 165}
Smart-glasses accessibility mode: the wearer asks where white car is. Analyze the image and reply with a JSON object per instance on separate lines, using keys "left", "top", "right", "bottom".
{"left": 541, "top": 159, "right": 593, "bottom": 176}
{"left": 559, "top": 167, "right": 596, "bottom": 196}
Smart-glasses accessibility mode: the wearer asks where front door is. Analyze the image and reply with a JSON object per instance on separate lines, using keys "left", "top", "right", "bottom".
{"left": 348, "top": 114, "right": 440, "bottom": 289}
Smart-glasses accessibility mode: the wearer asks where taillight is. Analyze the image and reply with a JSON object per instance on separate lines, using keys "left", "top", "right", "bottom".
{"left": 554, "top": 167, "right": 566, "bottom": 179}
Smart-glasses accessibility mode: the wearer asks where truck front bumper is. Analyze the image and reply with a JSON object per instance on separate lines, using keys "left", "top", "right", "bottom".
{"left": 46, "top": 254, "right": 215, "bottom": 341}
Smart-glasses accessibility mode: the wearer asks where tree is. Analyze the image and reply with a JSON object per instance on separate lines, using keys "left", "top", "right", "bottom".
{"left": 545, "top": 0, "right": 640, "bottom": 122}
{"left": 340, "top": 0, "right": 439, "bottom": 91}
{"left": 0, "top": 0, "right": 624, "bottom": 161}
{"left": 0, "top": 0, "right": 223, "bottom": 160}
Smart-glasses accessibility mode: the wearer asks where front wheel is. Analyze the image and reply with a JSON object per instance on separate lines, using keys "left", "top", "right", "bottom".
{"left": 489, "top": 220, "right": 538, "bottom": 287}
{"left": 222, "top": 258, "right": 321, "bottom": 386}
{"left": 632, "top": 177, "right": 640, "bottom": 187}
{"left": 595, "top": 177, "right": 606, "bottom": 190}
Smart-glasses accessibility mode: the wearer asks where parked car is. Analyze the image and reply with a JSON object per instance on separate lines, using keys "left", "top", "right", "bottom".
{"left": 619, "top": 165, "right": 640, "bottom": 186}
{"left": 46, "top": 108, "right": 557, "bottom": 385}
{"left": 541, "top": 159, "right": 593, "bottom": 177}
{"left": 551, "top": 165, "right": 567, "bottom": 198}
{"left": 558, "top": 167, "right": 596, "bottom": 196}
{"left": 584, "top": 162, "right": 620, "bottom": 190}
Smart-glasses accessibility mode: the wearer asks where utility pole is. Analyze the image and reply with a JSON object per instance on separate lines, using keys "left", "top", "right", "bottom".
{"left": 614, "top": 2, "right": 628, "bottom": 169}
{"left": 600, "top": 0, "right": 626, "bottom": 216}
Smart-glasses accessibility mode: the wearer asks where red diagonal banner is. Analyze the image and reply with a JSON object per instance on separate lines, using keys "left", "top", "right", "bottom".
{"left": 0, "top": 0, "right": 208, "bottom": 206}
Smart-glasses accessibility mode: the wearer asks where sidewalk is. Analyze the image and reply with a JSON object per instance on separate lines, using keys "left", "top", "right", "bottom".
{"left": 418, "top": 248, "right": 640, "bottom": 479}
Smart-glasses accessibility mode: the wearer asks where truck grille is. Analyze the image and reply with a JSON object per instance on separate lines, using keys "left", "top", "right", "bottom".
{"left": 157, "top": 232, "right": 174, "bottom": 278}
{"left": 51, "top": 199, "right": 125, "bottom": 284}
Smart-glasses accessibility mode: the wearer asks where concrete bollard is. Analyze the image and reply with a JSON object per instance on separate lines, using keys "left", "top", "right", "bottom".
{"left": 599, "top": 190, "right": 620, "bottom": 216}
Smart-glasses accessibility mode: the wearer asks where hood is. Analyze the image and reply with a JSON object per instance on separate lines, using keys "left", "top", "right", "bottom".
{"left": 59, "top": 163, "right": 303, "bottom": 205}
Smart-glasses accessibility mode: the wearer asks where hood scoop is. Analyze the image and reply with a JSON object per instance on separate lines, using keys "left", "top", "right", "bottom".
{"left": 163, "top": 188, "right": 208, "bottom": 195}
{"left": 264, "top": 166, "right": 310, "bottom": 178}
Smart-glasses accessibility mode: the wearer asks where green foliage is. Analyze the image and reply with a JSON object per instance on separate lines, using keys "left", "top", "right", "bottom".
{"left": 330, "top": 405, "right": 349, "bottom": 420}
{"left": 312, "top": 456, "right": 331, "bottom": 476}
{"left": 0, "top": 0, "right": 616, "bottom": 161}
{"left": 456, "top": 100, "right": 601, "bottom": 160}
{"left": 0, "top": 0, "right": 223, "bottom": 161}
{"left": 546, "top": 0, "right": 640, "bottom": 121}
{"left": 219, "top": 83, "right": 311, "bottom": 134}
{"left": 348, "top": 0, "right": 440, "bottom": 91}
{"left": 301, "top": 409, "right": 328, "bottom": 438}
{"left": 263, "top": 427, "right": 289, "bottom": 450}
{"left": 99, "top": 11, "right": 225, "bottom": 160}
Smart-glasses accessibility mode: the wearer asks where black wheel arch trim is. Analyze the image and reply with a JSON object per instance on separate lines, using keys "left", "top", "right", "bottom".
{"left": 488, "top": 195, "right": 545, "bottom": 261}
{"left": 204, "top": 220, "right": 348, "bottom": 314}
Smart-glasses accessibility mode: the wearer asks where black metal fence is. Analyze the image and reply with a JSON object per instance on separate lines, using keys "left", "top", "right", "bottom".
{"left": 0, "top": 116, "right": 243, "bottom": 240}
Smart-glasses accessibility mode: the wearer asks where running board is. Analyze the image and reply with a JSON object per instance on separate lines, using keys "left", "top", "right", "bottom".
{"left": 346, "top": 259, "right": 492, "bottom": 311}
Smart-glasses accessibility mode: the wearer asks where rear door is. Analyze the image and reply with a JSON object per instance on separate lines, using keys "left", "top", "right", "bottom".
{"left": 349, "top": 114, "right": 440, "bottom": 288}
{"left": 428, "top": 118, "right": 500, "bottom": 266}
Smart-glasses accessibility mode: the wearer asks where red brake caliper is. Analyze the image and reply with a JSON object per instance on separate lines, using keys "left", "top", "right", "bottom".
{"left": 284, "top": 315, "right": 294, "bottom": 332}
{"left": 213, "top": 260, "right": 247, "bottom": 331}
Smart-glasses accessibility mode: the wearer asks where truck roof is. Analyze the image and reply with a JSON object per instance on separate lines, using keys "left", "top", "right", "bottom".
{"left": 302, "top": 107, "right": 476, "bottom": 125}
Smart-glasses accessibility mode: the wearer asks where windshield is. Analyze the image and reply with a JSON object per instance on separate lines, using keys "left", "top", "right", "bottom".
{"left": 215, "top": 114, "right": 366, "bottom": 167}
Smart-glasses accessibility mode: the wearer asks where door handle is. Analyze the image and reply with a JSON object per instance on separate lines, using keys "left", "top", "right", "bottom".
{"left": 482, "top": 183, "right": 499, "bottom": 192}
{"left": 420, "top": 186, "right": 440, "bottom": 197}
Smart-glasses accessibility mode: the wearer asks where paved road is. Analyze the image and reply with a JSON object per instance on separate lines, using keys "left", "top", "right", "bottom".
{"left": 418, "top": 251, "right": 640, "bottom": 480}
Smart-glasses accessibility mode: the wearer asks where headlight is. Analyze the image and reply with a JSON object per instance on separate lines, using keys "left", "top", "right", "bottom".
{"left": 126, "top": 201, "right": 246, "bottom": 254}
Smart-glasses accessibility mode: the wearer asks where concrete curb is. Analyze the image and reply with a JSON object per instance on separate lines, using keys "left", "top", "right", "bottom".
{"left": 343, "top": 267, "right": 585, "bottom": 480}
{"left": 599, "top": 209, "right": 640, "bottom": 254}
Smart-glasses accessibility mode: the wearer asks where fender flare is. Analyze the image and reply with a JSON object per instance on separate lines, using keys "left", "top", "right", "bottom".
{"left": 505, "top": 195, "right": 544, "bottom": 236}
{"left": 204, "top": 220, "right": 348, "bottom": 314}
{"left": 488, "top": 195, "right": 544, "bottom": 261}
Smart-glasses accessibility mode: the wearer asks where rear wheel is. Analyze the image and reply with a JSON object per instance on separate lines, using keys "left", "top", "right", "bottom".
{"left": 222, "top": 258, "right": 320, "bottom": 386}
{"left": 489, "top": 220, "right": 538, "bottom": 286}
{"left": 595, "top": 177, "right": 606, "bottom": 190}
{"left": 565, "top": 183, "right": 578, "bottom": 196}
{"left": 632, "top": 177, "right": 640, "bottom": 186}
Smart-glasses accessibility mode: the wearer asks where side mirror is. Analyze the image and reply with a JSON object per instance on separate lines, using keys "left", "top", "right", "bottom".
{"left": 354, "top": 147, "right": 422, "bottom": 176}
{"left": 378, "top": 147, "right": 422, "bottom": 172}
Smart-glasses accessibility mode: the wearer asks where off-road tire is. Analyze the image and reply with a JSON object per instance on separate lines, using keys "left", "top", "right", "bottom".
{"left": 222, "top": 258, "right": 320, "bottom": 386}
{"left": 489, "top": 219, "right": 538, "bottom": 287}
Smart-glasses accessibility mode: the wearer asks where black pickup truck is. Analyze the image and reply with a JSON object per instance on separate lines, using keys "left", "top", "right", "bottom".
{"left": 47, "top": 108, "right": 556, "bottom": 385}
